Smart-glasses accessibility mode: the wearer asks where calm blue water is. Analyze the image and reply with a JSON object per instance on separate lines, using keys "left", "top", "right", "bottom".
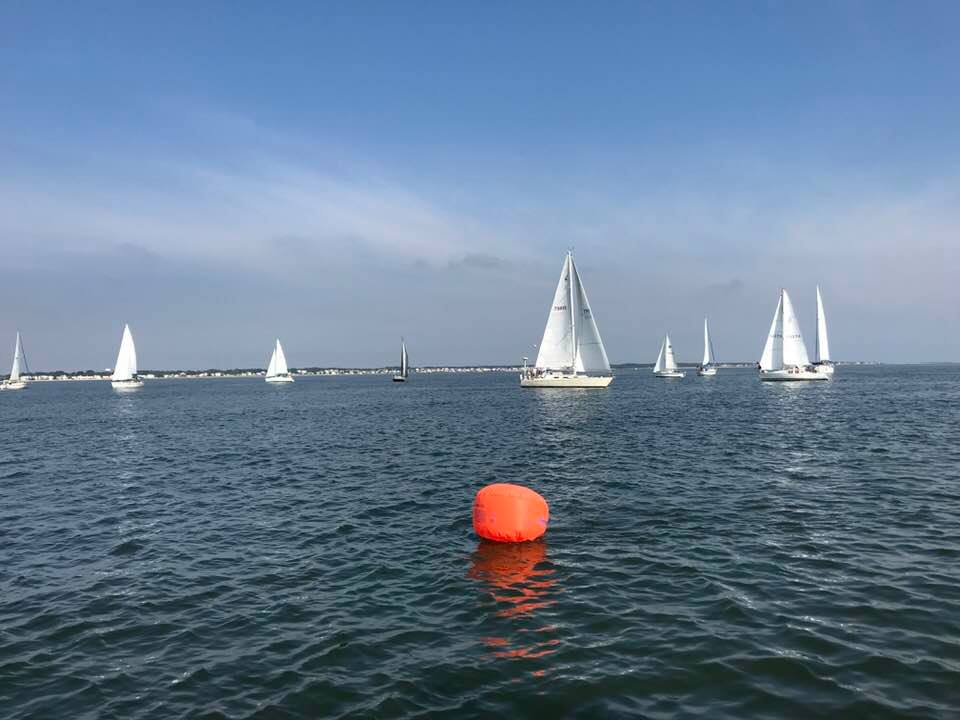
{"left": 2, "top": 366, "right": 959, "bottom": 719}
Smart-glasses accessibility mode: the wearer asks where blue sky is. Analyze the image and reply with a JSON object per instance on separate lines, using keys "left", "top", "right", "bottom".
{"left": 2, "top": 2, "right": 958, "bottom": 368}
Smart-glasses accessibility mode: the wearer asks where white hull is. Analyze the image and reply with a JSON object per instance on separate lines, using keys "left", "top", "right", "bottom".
{"left": 265, "top": 374, "right": 294, "bottom": 383}
{"left": 697, "top": 367, "right": 718, "bottom": 377}
{"left": 520, "top": 372, "right": 612, "bottom": 388}
{"left": 112, "top": 379, "right": 144, "bottom": 390}
{"left": 392, "top": 375, "right": 407, "bottom": 382}
{"left": 760, "top": 368, "right": 828, "bottom": 382}
{"left": 1, "top": 381, "right": 27, "bottom": 390}
{"left": 654, "top": 371, "right": 685, "bottom": 379}
{"left": 813, "top": 363, "right": 835, "bottom": 377}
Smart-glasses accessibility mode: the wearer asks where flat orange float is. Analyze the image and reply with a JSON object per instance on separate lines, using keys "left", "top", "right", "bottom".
{"left": 473, "top": 483, "right": 549, "bottom": 542}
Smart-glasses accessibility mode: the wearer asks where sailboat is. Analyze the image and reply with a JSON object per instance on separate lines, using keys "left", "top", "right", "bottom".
{"left": 111, "top": 324, "right": 144, "bottom": 390}
{"left": 520, "top": 251, "right": 613, "bottom": 388}
{"left": 758, "top": 289, "right": 827, "bottom": 381}
{"left": 393, "top": 339, "right": 410, "bottom": 382}
{"left": 697, "top": 317, "right": 718, "bottom": 377}
{"left": 653, "top": 334, "right": 685, "bottom": 378}
{"left": 265, "top": 339, "right": 294, "bottom": 383}
{"left": 1, "top": 332, "right": 29, "bottom": 390}
{"left": 813, "top": 286, "right": 835, "bottom": 377}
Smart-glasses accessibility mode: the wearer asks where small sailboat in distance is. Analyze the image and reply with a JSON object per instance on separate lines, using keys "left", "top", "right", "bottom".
{"left": 813, "top": 286, "right": 835, "bottom": 377}
{"left": 697, "top": 317, "right": 718, "bottom": 376}
{"left": 520, "top": 251, "right": 613, "bottom": 388}
{"left": 653, "top": 334, "right": 685, "bottom": 378}
{"left": 111, "top": 324, "right": 144, "bottom": 390}
{"left": 1, "top": 332, "right": 29, "bottom": 390}
{"left": 393, "top": 339, "right": 410, "bottom": 382}
{"left": 265, "top": 339, "right": 294, "bottom": 383}
{"left": 758, "top": 289, "right": 827, "bottom": 381}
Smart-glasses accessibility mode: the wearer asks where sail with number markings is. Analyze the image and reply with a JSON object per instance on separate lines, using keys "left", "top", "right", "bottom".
{"left": 534, "top": 252, "right": 610, "bottom": 374}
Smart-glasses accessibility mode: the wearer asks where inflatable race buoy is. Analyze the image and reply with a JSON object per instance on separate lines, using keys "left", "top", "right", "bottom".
{"left": 473, "top": 483, "right": 549, "bottom": 543}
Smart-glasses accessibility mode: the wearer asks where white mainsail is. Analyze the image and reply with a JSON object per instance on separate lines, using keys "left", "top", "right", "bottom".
{"left": 702, "top": 318, "right": 713, "bottom": 367}
{"left": 653, "top": 338, "right": 666, "bottom": 373}
{"left": 267, "top": 339, "right": 289, "bottom": 377}
{"left": 760, "top": 293, "right": 784, "bottom": 371}
{"left": 400, "top": 340, "right": 409, "bottom": 378}
{"left": 816, "top": 286, "right": 831, "bottom": 363}
{"left": 664, "top": 334, "right": 679, "bottom": 371}
{"left": 534, "top": 252, "right": 610, "bottom": 374}
{"left": 112, "top": 324, "right": 138, "bottom": 381}
{"left": 10, "top": 332, "right": 26, "bottom": 382}
{"left": 781, "top": 290, "right": 810, "bottom": 367}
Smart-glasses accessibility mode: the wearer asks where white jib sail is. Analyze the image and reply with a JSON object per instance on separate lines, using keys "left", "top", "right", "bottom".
{"left": 400, "top": 340, "right": 408, "bottom": 377}
{"left": 760, "top": 293, "right": 784, "bottom": 371}
{"left": 269, "top": 339, "right": 289, "bottom": 377}
{"left": 653, "top": 337, "right": 665, "bottom": 373}
{"left": 112, "top": 324, "right": 138, "bottom": 381}
{"left": 816, "top": 286, "right": 831, "bottom": 362}
{"left": 702, "top": 318, "right": 713, "bottom": 367}
{"left": 10, "top": 332, "right": 23, "bottom": 381}
{"left": 664, "top": 334, "right": 679, "bottom": 371}
{"left": 570, "top": 257, "right": 611, "bottom": 374}
{"left": 535, "top": 254, "right": 575, "bottom": 371}
{"left": 781, "top": 290, "right": 810, "bottom": 367}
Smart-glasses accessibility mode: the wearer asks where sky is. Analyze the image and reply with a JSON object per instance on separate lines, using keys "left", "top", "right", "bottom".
{"left": 2, "top": 2, "right": 958, "bottom": 369}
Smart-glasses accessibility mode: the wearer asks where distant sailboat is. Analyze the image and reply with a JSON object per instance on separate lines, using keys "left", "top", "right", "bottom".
{"left": 393, "top": 339, "right": 410, "bottom": 382}
{"left": 653, "top": 334, "right": 685, "bottom": 378}
{"left": 265, "top": 339, "right": 294, "bottom": 383}
{"left": 758, "top": 289, "right": 826, "bottom": 381}
{"left": 1, "top": 332, "right": 29, "bottom": 390}
{"left": 813, "top": 286, "right": 835, "bottom": 377}
{"left": 697, "top": 317, "right": 718, "bottom": 377}
{"left": 520, "top": 251, "right": 613, "bottom": 388}
{"left": 112, "top": 324, "right": 144, "bottom": 390}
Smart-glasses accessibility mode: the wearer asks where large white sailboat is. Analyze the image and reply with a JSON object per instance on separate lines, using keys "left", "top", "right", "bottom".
{"left": 813, "top": 285, "right": 835, "bottom": 377}
{"left": 653, "top": 334, "right": 685, "bottom": 378}
{"left": 112, "top": 324, "right": 144, "bottom": 390}
{"left": 265, "top": 339, "right": 294, "bottom": 383}
{"left": 697, "top": 318, "right": 718, "bottom": 377}
{"left": 393, "top": 339, "right": 410, "bottom": 382}
{"left": 521, "top": 251, "right": 613, "bottom": 388}
{"left": 759, "top": 289, "right": 827, "bottom": 381}
{"left": 1, "top": 332, "right": 29, "bottom": 390}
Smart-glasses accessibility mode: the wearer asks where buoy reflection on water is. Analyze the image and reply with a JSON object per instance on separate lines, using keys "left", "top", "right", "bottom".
{"left": 468, "top": 540, "right": 561, "bottom": 665}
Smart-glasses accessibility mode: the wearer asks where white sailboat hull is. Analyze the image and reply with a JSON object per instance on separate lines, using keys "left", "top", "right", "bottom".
{"left": 265, "top": 375, "right": 295, "bottom": 383}
{"left": 112, "top": 379, "right": 144, "bottom": 390}
{"left": 813, "top": 363, "right": 835, "bottom": 377}
{"left": 1, "top": 381, "right": 27, "bottom": 390}
{"left": 697, "top": 367, "right": 718, "bottom": 377}
{"left": 654, "top": 370, "right": 685, "bottom": 379}
{"left": 520, "top": 372, "right": 613, "bottom": 388}
{"left": 759, "top": 368, "right": 828, "bottom": 382}
{"left": 392, "top": 375, "right": 407, "bottom": 382}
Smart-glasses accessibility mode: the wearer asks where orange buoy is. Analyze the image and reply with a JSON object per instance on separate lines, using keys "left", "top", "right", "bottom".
{"left": 473, "top": 483, "right": 549, "bottom": 543}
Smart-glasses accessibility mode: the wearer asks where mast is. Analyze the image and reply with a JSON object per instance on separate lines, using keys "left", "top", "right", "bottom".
{"left": 568, "top": 252, "right": 577, "bottom": 370}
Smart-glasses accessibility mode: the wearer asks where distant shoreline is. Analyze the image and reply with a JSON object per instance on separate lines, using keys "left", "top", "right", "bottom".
{"left": 7, "top": 360, "right": 888, "bottom": 382}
